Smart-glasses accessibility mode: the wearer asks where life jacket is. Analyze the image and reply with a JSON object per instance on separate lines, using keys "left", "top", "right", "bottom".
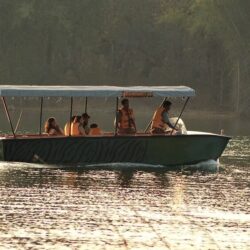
{"left": 71, "top": 122, "right": 85, "bottom": 136}
{"left": 119, "top": 108, "right": 135, "bottom": 129}
{"left": 89, "top": 127, "right": 102, "bottom": 135}
{"left": 151, "top": 107, "right": 165, "bottom": 129}
{"left": 64, "top": 122, "right": 71, "bottom": 136}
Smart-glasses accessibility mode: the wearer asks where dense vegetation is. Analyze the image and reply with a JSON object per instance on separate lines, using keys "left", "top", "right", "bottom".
{"left": 0, "top": 0, "right": 249, "bottom": 116}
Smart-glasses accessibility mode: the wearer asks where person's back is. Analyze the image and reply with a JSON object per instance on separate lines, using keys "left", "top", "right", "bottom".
{"left": 89, "top": 123, "right": 102, "bottom": 135}
{"left": 64, "top": 122, "right": 70, "bottom": 136}
{"left": 151, "top": 106, "right": 165, "bottom": 132}
{"left": 44, "top": 117, "right": 64, "bottom": 136}
{"left": 71, "top": 116, "right": 85, "bottom": 136}
{"left": 64, "top": 116, "right": 76, "bottom": 136}
{"left": 117, "top": 98, "right": 136, "bottom": 134}
{"left": 81, "top": 113, "right": 90, "bottom": 135}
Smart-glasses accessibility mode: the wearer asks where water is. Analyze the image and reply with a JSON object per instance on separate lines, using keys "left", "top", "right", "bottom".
{"left": 0, "top": 136, "right": 249, "bottom": 250}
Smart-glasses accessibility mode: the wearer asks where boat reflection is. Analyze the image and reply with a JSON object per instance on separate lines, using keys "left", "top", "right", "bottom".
{"left": 0, "top": 160, "right": 221, "bottom": 191}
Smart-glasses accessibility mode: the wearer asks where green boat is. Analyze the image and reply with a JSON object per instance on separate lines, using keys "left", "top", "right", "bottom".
{"left": 0, "top": 85, "right": 230, "bottom": 166}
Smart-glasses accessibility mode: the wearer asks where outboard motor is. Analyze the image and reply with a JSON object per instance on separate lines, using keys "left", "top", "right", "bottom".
{"left": 169, "top": 117, "right": 187, "bottom": 134}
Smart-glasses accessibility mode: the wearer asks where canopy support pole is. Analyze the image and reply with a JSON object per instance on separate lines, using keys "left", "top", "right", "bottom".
{"left": 14, "top": 110, "right": 23, "bottom": 133}
{"left": 115, "top": 97, "right": 119, "bottom": 135}
{"left": 68, "top": 97, "right": 73, "bottom": 136}
{"left": 1, "top": 97, "right": 16, "bottom": 138}
{"left": 144, "top": 97, "right": 167, "bottom": 133}
{"left": 39, "top": 97, "right": 43, "bottom": 135}
{"left": 85, "top": 97, "right": 88, "bottom": 113}
{"left": 170, "top": 97, "right": 190, "bottom": 135}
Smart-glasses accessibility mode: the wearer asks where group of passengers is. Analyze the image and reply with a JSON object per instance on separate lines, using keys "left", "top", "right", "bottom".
{"left": 116, "top": 98, "right": 178, "bottom": 135}
{"left": 44, "top": 98, "right": 178, "bottom": 136}
{"left": 45, "top": 113, "right": 102, "bottom": 136}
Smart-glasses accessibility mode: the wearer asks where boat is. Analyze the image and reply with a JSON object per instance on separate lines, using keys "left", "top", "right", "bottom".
{"left": 0, "top": 85, "right": 231, "bottom": 166}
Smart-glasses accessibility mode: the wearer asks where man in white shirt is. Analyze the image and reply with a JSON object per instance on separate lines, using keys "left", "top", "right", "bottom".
{"left": 150, "top": 100, "right": 178, "bottom": 134}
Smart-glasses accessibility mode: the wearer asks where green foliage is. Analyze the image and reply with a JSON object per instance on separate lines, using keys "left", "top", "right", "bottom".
{"left": 0, "top": 0, "right": 249, "bottom": 115}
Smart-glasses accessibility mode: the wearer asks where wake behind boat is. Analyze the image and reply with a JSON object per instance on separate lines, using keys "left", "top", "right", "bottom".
{"left": 0, "top": 85, "right": 230, "bottom": 166}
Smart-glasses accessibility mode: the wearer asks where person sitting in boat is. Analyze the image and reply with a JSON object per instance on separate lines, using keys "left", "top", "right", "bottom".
{"left": 71, "top": 115, "right": 85, "bottom": 136}
{"left": 116, "top": 98, "right": 137, "bottom": 134}
{"left": 150, "top": 100, "right": 178, "bottom": 134}
{"left": 89, "top": 123, "right": 103, "bottom": 135}
{"left": 44, "top": 117, "right": 64, "bottom": 136}
{"left": 81, "top": 112, "right": 90, "bottom": 135}
{"left": 64, "top": 115, "right": 76, "bottom": 136}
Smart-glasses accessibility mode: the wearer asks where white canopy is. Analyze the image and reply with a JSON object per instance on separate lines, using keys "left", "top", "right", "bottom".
{"left": 0, "top": 85, "right": 195, "bottom": 97}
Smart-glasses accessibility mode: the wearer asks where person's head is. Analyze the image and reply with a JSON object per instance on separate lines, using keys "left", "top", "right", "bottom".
{"left": 70, "top": 115, "right": 76, "bottom": 122}
{"left": 45, "top": 117, "right": 56, "bottom": 133}
{"left": 162, "top": 100, "right": 172, "bottom": 111}
{"left": 81, "top": 113, "right": 90, "bottom": 120}
{"left": 73, "top": 115, "right": 83, "bottom": 123}
{"left": 90, "top": 123, "right": 98, "bottom": 129}
{"left": 121, "top": 98, "right": 129, "bottom": 109}
{"left": 81, "top": 113, "right": 90, "bottom": 125}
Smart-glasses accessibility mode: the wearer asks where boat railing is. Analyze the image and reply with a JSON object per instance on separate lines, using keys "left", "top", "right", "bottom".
{"left": 0, "top": 131, "right": 174, "bottom": 139}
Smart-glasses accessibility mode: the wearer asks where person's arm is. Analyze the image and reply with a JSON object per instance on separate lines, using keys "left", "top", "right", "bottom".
{"left": 58, "top": 127, "right": 64, "bottom": 135}
{"left": 78, "top": 124, "right": 85, "bottom": 135}
{"left": 54, "top": 125, "right": 64, "bottom": 135}
{"left": 127, "top": 109, "right": 136, "bottom": 131}
{"left": 84, "top": 125, "right": 90, "bottom": 135}
{"left": 116, "top": 110, "right": 122, "bottom": 127}
{"left": 131, "top": 113, "right": 137, "bottom": 132}
{"left": 162, "top": 112, "right": 177, "bottom": 130}
{"left": 48, "top": 128, "right": 57, "bottom": 135}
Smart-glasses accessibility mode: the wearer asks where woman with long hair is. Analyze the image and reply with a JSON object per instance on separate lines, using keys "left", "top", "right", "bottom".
{"left": 44, "top": 117, "right": 64, "bottom": 136}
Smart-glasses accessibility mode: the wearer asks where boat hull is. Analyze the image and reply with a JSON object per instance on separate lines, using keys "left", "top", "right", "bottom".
{"left": 0, "top": 134, "right": 230, "bottom": 166}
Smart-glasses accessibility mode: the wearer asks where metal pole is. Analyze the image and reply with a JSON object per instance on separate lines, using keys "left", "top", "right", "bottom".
{"left": 85, "top": 97, "right": 88, "bottom": 113}
{"left": 170, "top": 97, "right": 190, "bottom": 135}
{"left": 115, "top": 97, "right": 119, "bottom": 135}
{"left": 39, "top": 97, "right": 43, "bottom": 135}
{"left": 1, "top": 97, "right": 16, "bottom": 138}
{"left": 14, "top": 110, "right": 23, "bottom": 133}
{"left": 144, "top": 97, "right": 167, "bottom": 133}
{"left": 68, "top": 97, "right": 73, "bottom": 136}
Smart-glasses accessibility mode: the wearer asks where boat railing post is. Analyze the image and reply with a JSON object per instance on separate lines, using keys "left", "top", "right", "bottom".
{"left": 170, "top": 97, "right": 190, "bottom": 135}
{"left": 85, "top": 97, "right": 88, "bottom": 113}
{"left": 69, "top": 96, "right": 73, "bottom": 136}
{"left": 1, "top": 97, "right": 16, "bottom": 138}
{"left": 144, "top": 97, "right": 167, "bottom": 133}
{"left": 39, "top": 97, "right": 43, "bottom": 135}
{"left": 115, "top": 97, "right": 119, "bottom": 135}
{"left": 14, "top": 110, "right": 23, "bottom": 133}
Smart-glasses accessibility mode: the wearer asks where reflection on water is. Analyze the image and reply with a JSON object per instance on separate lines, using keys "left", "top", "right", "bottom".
{"left": 0, "top": 137, "right": 249, "bottom": 249}
{"left": 222, "top": 136, "right": 250, "bottom": 165}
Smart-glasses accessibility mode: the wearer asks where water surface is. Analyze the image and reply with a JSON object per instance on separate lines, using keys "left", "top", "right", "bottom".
{"left": 0, "top": 136, "right": 249, "bottom": 249}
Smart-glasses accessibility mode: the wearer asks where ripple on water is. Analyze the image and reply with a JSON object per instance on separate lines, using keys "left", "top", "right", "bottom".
{"left": 0, "top": 136, "right": 249, "bottom": 249}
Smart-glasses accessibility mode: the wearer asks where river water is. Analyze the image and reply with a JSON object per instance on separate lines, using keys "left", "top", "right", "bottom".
{"left": 0, "top": 103, "right": 250, "bottom": 249}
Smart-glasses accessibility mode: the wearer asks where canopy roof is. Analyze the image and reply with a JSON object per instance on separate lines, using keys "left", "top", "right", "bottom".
{"left": 0, "top": 85, "right": 195, "bottom": 97}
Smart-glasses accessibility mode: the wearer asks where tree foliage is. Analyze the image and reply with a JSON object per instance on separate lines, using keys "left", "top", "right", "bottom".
{"left": 0, "top": 0, "right": 249, "bottom": 115}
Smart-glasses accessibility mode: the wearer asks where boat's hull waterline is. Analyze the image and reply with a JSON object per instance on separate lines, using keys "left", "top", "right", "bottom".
{"left": 0, "top": 134, "right": 230, "bottom": 166}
